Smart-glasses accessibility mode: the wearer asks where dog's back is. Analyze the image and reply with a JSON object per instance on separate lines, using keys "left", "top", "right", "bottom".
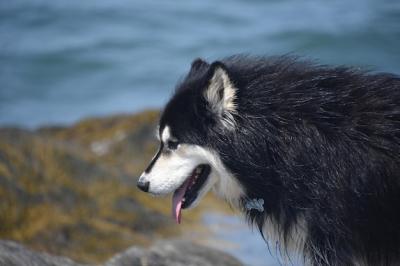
{"left": 217, "top": 56, "right": 400, "bottom": 265}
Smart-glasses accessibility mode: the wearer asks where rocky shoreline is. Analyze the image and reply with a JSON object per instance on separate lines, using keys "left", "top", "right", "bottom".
{"left": 0, "top": 111, "right": 234, "bottom": 264}
{"left": 0, "top": 239, "right": 243, "bottom": 266}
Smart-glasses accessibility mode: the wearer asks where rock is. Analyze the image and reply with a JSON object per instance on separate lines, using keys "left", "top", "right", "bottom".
{"left": 0, "top": 240, "right": 86, "bottom": 266}
{"left": 0, "top": 111, "right": 174, "bottom": 263}
{"left": 106, "top": 239, "right": 243, "bottom": 266}
{"left": 0, "top": 240, "right": 243, "bottom": 266}
{"left": 0, "top": 110, "right": 230, "bottom": 263}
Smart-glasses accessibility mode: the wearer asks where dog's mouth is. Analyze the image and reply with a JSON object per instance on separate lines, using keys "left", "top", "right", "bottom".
{"left": 172, "top": 164, "right": 211, "bottom": 224}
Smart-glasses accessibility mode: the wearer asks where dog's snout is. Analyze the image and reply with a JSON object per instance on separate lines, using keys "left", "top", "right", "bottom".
{"left": 137, "top": 179, "right": 150, "bottom": 192}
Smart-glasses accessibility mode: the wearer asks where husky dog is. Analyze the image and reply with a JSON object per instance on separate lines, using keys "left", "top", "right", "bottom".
{"left": 137, "top": 56, "right": 400, "bottom": 265}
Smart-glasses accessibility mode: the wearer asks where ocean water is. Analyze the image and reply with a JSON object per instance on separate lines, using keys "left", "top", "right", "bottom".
{"left": 1, "top": 1, "right": 399, "bottom": 265}
{"left": 202, "top": 213, "right": 303, "bottom": 266}
{"left": 1, "top": 0, "right": 399, "bottom": 128}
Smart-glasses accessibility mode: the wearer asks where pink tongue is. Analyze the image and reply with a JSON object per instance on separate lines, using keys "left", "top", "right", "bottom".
{"left": 172, "top": 179, "right": 190, "bottom": 224}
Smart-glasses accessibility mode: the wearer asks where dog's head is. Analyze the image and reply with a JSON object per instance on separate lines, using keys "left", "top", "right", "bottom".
{"left": 137, "top": 58, "right": 244, "bottom": 223}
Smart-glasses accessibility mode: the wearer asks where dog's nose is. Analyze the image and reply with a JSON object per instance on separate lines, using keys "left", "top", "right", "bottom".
{"left": 137, "top": 179, "right": 150, "bottom": 192}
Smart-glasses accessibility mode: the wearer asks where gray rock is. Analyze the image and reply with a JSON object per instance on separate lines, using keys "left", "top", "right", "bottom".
{"left": 105, "top": 239, "right": 243, "bottom": 266}
{"left": 0, "top": 240, "right": 86, "bottom": 266}
{"left": 0, "top": 240, "right": 243, "bottom": 266}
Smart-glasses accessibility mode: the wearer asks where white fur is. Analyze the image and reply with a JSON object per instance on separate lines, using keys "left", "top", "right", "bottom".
{"left": 259, "top": 215, "right": 307, "bottom": 264}
{"left": 139, "top": 125, "right": 244, "bottom": 208}
{"left": 204, "top": 67, "right": 237, "bottom": 129}
{"left": 161, "top": 126, "right": 171, "bottom": 143}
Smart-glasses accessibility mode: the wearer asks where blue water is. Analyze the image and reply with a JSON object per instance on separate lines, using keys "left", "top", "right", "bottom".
{"left": 1, "top": 0, "right": 399, "bottom": 128}
{"left": 203, "top": 213, "right": 302, "bottom": 266}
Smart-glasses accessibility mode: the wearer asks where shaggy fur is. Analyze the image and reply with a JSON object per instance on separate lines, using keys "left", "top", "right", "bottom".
{"left": 143, "top": 56, "right": 400, "bottom": 265}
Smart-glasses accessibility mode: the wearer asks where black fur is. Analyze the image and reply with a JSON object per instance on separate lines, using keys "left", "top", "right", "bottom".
{"left": 160, "top": 56, "right": 400, "bottom": 265}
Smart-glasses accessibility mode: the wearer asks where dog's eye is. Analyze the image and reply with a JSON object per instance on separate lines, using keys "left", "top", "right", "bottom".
{"left": 167, "top": 140, "right": 179, "bottom": 150}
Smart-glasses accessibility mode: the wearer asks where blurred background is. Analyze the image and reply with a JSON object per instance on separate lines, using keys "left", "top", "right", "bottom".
{"left": 0, "top": 0, "right": 399, "bottom": 265}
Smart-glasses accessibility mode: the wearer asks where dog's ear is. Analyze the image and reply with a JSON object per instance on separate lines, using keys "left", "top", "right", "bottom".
{"left": 188, "top": 58, "right": 209, "bottom": 76}
{"left": 204, "top": 61, "right": 237, "bottom": 129}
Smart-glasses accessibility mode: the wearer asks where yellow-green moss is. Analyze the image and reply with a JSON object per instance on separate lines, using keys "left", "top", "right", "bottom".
{"left": 0, "top": 110, "right": 231, "bottom": 264}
